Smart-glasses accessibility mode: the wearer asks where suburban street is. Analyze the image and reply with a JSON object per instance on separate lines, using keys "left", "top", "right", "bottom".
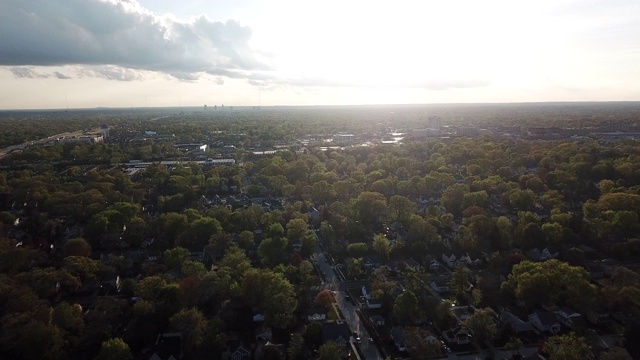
{"left": 314, "top": 250, "right": 384, "bottom": 360}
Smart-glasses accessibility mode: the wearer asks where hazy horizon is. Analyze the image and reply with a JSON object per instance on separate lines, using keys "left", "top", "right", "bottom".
{"left": 1, "top": 0, "right": 639, "bottom": 109}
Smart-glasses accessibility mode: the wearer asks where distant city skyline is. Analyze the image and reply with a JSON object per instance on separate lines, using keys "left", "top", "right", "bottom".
{"left": 1, "top": 0, "right": 639, "bottom": 109}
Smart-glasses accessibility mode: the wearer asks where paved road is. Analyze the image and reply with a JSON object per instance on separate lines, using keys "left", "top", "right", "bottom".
{"left": 314, "top": 251, "right": 384, "bottom": 360}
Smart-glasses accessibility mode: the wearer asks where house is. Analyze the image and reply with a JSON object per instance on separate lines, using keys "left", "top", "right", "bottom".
{"left": 443, "top": 326, "right": 472, "bottom": 345}
{"left": 526, "top": 248, "right": 543, "bottom": 262}
{"left": 150, "top": 333, "right": 182, "bottom": 360}
{"left": 390, "top": 326, "right": 406, "bottom": 352}
{"left": 501, "top": 310, "right": 535, "bottom": 334}
{"left": 462, "top": 252, "right": 483, "bottom": 266}
{"left": 385, "top": 260, "right": 401, "bottom": 274}
{"left": 555, "top": 308, "right": 585, "bottom": 329}
{"left": 585, "top": 263, "right": 605, "bottom": 280}
{"left": 541, "top": 247, "right": 559, "bottom": 260}
{"left": 585, "top": 307, "right": 610, "bottom": 326}
{"left": 322, "top": 321, "right": 352, "bottom": 346}
{"left": 307, "top": 306, "right": 327, "bottom": 322}
{"left": 451, "top": 306, "right": 476, "bottom": 323}
{"left": 430, "top": 278, "right": 450, "bottom": 294}
{"left": 429, "top": 260, "right": 441, "bottom": 271}
{"left": 224, "top": 340, "right": 251, "bottom": 360}
{"left": 361, "top": 285, "right": 383, "bottom": 309}
{"left": 404, "top": 258, "right": 421, "bottom": 271}
{"left": 528, "top": 310, "right": 561, "bottom": 334}
{"left": 527, "top": 247, "right": 560, "bottom": 262}
{"left": 363, "top": 255, "right": 383, "bottom": 270}
{"left": 442, "top": 253, "right": 457, "bottom": 268}
{"left": 370, "top": 315, "right": 386, "bottom": 326}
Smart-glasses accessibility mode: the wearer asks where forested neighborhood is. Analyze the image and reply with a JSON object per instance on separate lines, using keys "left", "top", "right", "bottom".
{"left": 1, "top": 103, "right": 640, "bottom": 360}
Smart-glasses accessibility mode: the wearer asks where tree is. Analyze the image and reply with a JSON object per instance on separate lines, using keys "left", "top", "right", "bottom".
{"left": 441, "top": 183, "right": 469, "bottom": 215}
{"left": 509, "top": 189, "right": 536, "bottom": 211}
{"left": 346, "top": 242, "right": 369, "bottom": 258}
{"left": 503, "top": 260, "right": 596, "bottom": 309}
{"left": 169, "top": 307, "right": 208, "bottom": 350}
{"left": 318, "top": 341, "right": 342, "bottom": 360}
{"left": 504, "top": 337, "right": 524, "bottom": 357}
{"left": 393, "top": 290, "right": 422, "bottom": 324}
{"left": 180, "top": 217, "right": 222, "bottom": 248}
{"left": 0, "top": 313, "right": 65, "bottom": 360}
{"left": 449, "top": 264, "right": 472, "bottom": 299}
{"left": 345, "top": 257, "right": 363, "bottom": 278}
{"left": 463, "top": 307, "right": 497, "bottom": 345}
{"left": 542, "top": 222, "right": 565, "bottom": 246}
{"left": 63, "top": 256, "right": 103, "bottom": 281}
{"left": 372, "top": 233, "right": 391, "bottom": 260}
{"left": 238, "top": 230, "right": 254, "bottom": 248}
{"left": 599, "top": 347, "right": 631, "bottom": 360}
{"left": 95, "top": 338, "right": 133, "bottom": 360}
{"left": 287, "top": 333, "right": 305, "bottom": 360}
{"left": 388, "top": 195, "right": 416, "bottom": 224}
{"left": 350, "top": 191, "right": 387, "bottom": 229}
{"left": 63, "top": 237, "right": 91, "bottom": 257}
{"left": 314, "top": 289, "right": 333, "bottom": 308}
{"left": 300, "top": 230, "right": 317, "bottom": 258}
{"left": 403, "top": 327, "right": 443, "bottom": 359}
{"left": 52, "top": 301, "right": 84, "bottom": 333}
{"left": 544, "top": 332, "right": 593, "bottom": 360}
{"left": 286, "top": 218, "right": 308, "bottom": 244}
{"left": 163, "top": 247, "right": 191, "bottom": 272}
{"left": 242, "top": 268, "right": 297, "bottom": 328}
{"left": 258, "top": 236, "right": 288, "bottom": 267}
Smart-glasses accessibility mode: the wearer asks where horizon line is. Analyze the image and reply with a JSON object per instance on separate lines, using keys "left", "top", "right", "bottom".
{"left": 2, "top": 100, "right": 640, "bottom": 112}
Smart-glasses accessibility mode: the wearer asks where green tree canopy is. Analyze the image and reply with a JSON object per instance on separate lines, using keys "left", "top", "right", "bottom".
{"left": 503, "top": 260, "right": 596, "bottom": 309}
{"left": 95, "top": 338, "right": 133, "bottom": 360}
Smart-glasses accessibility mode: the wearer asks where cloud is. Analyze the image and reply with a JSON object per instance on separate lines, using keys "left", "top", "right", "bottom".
{"left": 53, "top": 71, "right": 72, "bottom": 80}
{"left": 0, "top": 0, "right": 269, "bottom": 80}
{"left": 9, "top": 67, "right": 49, "bottom": 79}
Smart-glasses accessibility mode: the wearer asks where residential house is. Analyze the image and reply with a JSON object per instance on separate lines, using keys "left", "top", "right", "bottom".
{"left": 429, "top": 260, "right": 441, "bottom": 271}
{"left": 443, "top": 326, "right": 472, "bottom": 345}
{"left": 442, "top": 253, "right": 457, "bottom": 269}
{"left": 458, "top": 252, "right": 483, "bottom": 266}
{"left": 390, "top": 326, "right": 407, "bottom": 352}
{"left": 526, "top": 247, "right": 560, "bottom": 262}
{"left": 528, "top": 310, "right": 561, "bottom": 334}
{"left": 501, "top": 310, "right": 535, "bottom": 334}
{"left": 585, "top": 307, "right": 610, "bottom": 326}
{"left": 430, "top": 278, "right": 450, "bottom": 294}
{"left": 555, "top": 308, "right": 585, "bottom": 329}
{"left": 322, "top": 321, "right": 352, "bottom": 347}
{"left": 224, "top": 340, "right": 251, "bottom": 360}
{"left": 363, "top": 255, "right": 383, "bottom": 270}
{"left": 370, "top": 315, "right": 386, "bottom": 326}
{"left": 150, "top": 333, "right": 182, "bottom": 360}
{"left": 307, "top": 306, "right": 327, "bottom": 322}
{"left": 404, "top": 258, "right": 421, "bottom": 271}
{"left": 451, "top": 306, "right": 476, "bottom": 323}
{"left": 541, "top": 247, "right": 559, "bottom": 260}
{"left": 361, "top": 285, "right": 383, "bottom": 309}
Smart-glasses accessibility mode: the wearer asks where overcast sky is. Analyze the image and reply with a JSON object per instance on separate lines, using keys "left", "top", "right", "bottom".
{"left": 1, "top": 0, "right": 639, "bottom": 109}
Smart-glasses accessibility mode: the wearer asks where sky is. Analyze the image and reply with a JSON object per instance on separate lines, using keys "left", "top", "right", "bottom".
{"left": 0, "top": 0, "right": 639, "bottom": 109}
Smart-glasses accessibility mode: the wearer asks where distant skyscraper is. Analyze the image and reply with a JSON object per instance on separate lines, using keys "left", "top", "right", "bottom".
{"left": 428, "top": 116, "right": 442, "bottom": 130}
{"left": 100, "top": 124, "right": 109, "bottom": 139}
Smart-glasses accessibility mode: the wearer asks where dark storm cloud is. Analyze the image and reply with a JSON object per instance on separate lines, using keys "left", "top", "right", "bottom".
{"left": 0, "top": 0, "right": 268, "bottom": 80}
